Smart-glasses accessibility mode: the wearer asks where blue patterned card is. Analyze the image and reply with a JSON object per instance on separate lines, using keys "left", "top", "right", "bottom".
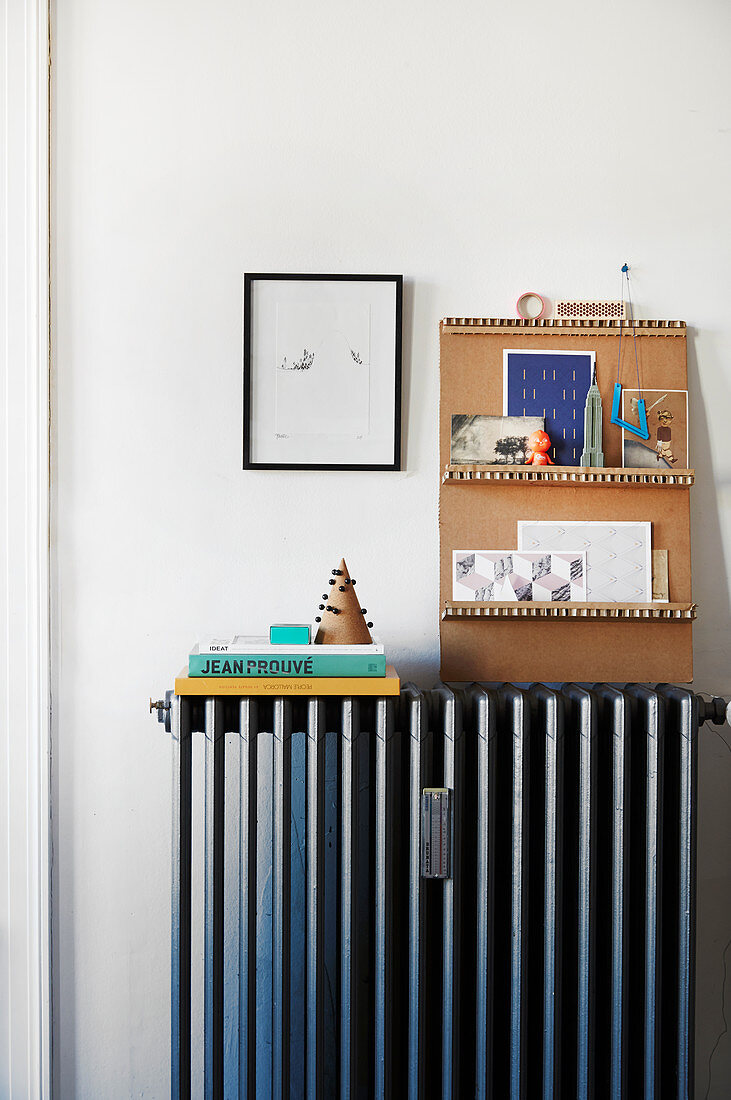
{"left": 503, "top": 350, "right": 594, "bottom": 465}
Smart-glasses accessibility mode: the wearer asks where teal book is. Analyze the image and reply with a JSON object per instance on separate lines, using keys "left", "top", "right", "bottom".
{"left": 187, "top": 652, "right": 386, "bottom": 678}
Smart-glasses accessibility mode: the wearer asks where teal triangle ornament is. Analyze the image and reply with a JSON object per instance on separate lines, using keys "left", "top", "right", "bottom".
{"left": 610, "top": 382, "right": 649, "bottom": 439}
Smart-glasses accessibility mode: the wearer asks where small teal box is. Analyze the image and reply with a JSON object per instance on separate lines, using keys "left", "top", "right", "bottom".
{"left": 269, "top": 623, "right": 311, "bottom": 645}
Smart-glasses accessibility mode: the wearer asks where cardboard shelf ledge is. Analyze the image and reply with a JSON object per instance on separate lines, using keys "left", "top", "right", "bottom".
{"left": 442, "top": 465, "right": 694, "bottom": 486}
{"left": 442, "top": 601, "right": 697, "bottom": 622}
{"left": 441, "top": 318, "right": 686, "bottom": 336}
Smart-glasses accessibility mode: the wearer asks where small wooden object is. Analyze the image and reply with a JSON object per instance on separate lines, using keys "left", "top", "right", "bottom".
{"left": 652, "top": 550, "right": 670, "bottom": 602}
{"left": 554, "top": 299, "right": 626, "bottom": 320}
{"left": 314, "top": 558, "right": 374, "bottom": 645}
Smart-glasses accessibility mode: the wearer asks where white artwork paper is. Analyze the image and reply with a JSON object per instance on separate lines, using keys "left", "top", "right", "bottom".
{"left": 453, "top": 550, "right": 587, "bottom": 602}
{"left": 275, "top": 302, "right": 371, "bottom": 437}
{"left": 516, "top": 520, "right": 652, "bottom": 602}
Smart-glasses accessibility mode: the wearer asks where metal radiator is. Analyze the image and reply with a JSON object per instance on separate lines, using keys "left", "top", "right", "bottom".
{"left": 164, "top": 683, "right": 700, "bottom": 1099}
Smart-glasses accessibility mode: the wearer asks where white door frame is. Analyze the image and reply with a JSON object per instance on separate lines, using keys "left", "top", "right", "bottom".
{"left": 0, "top": 0, "right": 52, "bottom": 1095}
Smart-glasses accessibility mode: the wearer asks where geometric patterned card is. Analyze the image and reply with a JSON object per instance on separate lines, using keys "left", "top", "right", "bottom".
{"left": 516, "top": 520, "right": 652, "bottom": 602}
{"left": 453, "top": 549, "right": 587, "bottom": 602}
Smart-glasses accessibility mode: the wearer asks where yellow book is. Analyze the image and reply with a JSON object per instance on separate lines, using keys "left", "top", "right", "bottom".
{"left": 174, "top": 664, "right": 401, "bottom": 697}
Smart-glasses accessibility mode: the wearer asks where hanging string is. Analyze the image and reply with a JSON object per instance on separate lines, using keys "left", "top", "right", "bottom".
{"left": 616, "top": 263, "right": 642, "bottom": 397}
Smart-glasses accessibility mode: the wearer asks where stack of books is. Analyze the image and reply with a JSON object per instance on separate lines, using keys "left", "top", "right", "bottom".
{"left": 175, "top": 635, "right": 399, "bottom": 696}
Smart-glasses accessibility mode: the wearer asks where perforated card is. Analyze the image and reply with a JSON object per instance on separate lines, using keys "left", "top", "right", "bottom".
{"left": 516, "top": 521, "right": 652, "bottom": 603}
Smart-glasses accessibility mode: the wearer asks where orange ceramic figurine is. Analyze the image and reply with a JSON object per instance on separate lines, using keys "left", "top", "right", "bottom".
{"left": 525, "top": 429, "right": 554, "bottom": 465}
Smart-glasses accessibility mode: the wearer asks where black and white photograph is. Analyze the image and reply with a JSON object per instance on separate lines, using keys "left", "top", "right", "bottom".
{"left": 244, "top": 274, "right": 402, "bottom": 469}
{"left": 450, "top": 413, "right": 545, "bottom": 464}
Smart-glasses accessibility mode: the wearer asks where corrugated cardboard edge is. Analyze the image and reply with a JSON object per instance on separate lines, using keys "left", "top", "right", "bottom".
{"left": 441, "top": 317, "right": 686, "bottom": 333}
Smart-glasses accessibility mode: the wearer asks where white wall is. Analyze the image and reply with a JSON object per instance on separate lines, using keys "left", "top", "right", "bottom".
{"left": 55, "top": 0, "right": 731, "bottom": 1094}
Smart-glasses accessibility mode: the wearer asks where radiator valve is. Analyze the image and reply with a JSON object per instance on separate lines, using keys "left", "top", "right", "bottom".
{"left": 697, "top": 696, "right": 730, "bottom": 727}
{"left": 150, "top": 697, "right": 171, "bottom": 722}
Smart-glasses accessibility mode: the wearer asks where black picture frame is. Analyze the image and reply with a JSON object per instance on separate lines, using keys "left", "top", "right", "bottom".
{"left": 243, "top": 273, "right": 403, "bottom": 470}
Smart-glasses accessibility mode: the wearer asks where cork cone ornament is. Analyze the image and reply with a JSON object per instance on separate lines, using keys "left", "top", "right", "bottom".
{"left": 314, "top": 559, "right": 374, "bottom": 645}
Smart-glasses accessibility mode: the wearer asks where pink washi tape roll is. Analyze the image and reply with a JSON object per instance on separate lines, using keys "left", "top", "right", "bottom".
{"left": 516, "top": 291, "right": 546, "bottom": 320}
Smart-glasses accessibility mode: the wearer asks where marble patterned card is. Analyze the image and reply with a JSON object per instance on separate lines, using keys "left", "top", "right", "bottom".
{"left": 453, "top": 550, "right": 587, "bottom": 602}
{"left": 516, "top": 520, "right": 652, "bottom": 602}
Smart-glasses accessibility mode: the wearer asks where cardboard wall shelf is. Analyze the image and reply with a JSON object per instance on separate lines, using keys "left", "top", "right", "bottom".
{"left": 438, "top": 317, "right": 694, "bottom": 682}
{"left": 442, "top": 601, "right": 697, "bottom": 621}
{"left": 442, "top": 465, "right": 695, "bottom": 486}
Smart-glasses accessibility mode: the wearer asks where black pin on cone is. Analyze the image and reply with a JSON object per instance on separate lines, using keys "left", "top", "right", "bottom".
{"left": 314, "top": 559, "right": 373, "bottom": 645}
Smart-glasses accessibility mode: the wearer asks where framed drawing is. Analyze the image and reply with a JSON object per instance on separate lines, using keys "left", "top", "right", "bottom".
{"left": 243, "top": 273, "right": 403, "bottom": 470}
